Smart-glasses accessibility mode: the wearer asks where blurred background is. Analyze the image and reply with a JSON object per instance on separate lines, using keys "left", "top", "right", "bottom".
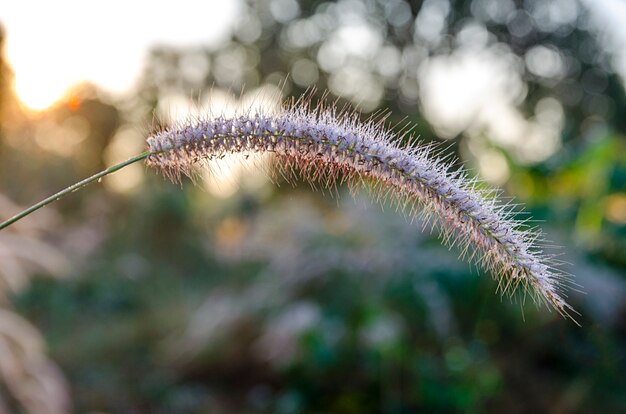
{"left": 1, "top": 0, "right": 625, "bottom": 412}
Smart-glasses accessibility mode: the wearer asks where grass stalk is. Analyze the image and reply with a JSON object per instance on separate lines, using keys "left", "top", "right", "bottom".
{"left": 0, "top": 151, "right": 151, "bottom": 231}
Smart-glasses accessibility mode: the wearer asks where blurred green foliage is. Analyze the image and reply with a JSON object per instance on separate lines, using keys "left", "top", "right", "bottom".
{"left": 1, "top": 0, "right": 626, "bottom": 413}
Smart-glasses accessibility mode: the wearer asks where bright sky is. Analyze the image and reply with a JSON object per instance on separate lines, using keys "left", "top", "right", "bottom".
{"left": 1, "top": 0, "right": 241, "bottom": 110}
{"left": 2, "top": 0, "right": 626, "bottom": 112}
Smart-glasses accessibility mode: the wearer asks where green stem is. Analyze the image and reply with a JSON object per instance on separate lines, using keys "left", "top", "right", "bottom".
{"left": 0, "top": 151, "right": 152, "bottom": 231}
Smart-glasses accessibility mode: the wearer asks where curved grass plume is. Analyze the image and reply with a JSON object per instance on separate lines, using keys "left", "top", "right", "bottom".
{"left": 0, "top": 98, "right": 576, "bottom": 321}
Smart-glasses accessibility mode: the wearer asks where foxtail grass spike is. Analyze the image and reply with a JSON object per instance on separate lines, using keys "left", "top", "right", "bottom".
{"left": 146, "top": 100, "right": 576, "bottom": 321}
{"left": 0, "top": 97, "right": 576, "bottom": 321}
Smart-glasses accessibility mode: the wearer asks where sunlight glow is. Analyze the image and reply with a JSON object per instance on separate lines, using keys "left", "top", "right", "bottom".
{"left": 1, "top": 0, "right": 240, "bottom": 111}
{"left": 419, "top": 47, "right": 564, "bottom": 164}
{"left": 15, "top": 78, "right": 68, "bottom": 112}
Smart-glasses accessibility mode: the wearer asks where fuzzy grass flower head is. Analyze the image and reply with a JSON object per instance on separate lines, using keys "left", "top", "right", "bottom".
{"left": 0, "top": 94, "right": 577, "bottom": 321}
{"left": 145, "top": 96, "right": 577, "bottom": 321}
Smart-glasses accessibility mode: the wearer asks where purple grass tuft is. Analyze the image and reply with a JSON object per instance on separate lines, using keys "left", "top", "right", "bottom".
{"left": 146, "top": 98, "right": 577, "bottom": 321}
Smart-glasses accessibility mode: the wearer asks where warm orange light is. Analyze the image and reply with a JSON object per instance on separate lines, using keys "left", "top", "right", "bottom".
{"left": 15, "top": 76, "right": 66, "bottom": 112}
{"left": 67, "top": 95, "right": 81, "bottom": 111}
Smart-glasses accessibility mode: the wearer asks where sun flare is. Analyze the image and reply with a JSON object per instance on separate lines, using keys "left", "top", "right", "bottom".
{"left": 14, "top": 74, "right": 69, "bottom": 112}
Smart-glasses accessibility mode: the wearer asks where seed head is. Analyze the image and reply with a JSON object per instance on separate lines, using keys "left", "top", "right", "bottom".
{"left": 146, "top": 98, "right": 577, "bottom": 321}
